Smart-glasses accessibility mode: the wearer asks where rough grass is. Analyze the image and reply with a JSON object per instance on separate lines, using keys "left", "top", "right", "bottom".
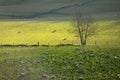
{"left": 0, "top": 46, "right": 120, "bottom": 80}
{"left": 0, "top": 20, "right": 119, "bottom": 45}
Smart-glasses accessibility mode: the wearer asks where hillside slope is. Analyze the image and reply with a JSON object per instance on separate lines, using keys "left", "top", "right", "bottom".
{"left": 0, "top": 0, "right": 120, "bottom": 19}
{"left": 0, "top": 0, "right": 119, "bottom": 45}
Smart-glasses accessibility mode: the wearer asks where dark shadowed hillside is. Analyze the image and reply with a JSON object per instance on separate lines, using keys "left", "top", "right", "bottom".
{"left": 0, "top": 0, "right": 120, "bottom": 20}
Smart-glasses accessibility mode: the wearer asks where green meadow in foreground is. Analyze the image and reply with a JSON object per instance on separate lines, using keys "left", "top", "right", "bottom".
{"left": 0, "top": 46, "right": 120, "bottom": 80}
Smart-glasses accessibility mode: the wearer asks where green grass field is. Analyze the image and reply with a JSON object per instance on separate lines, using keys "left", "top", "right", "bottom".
{"left": 0, "top": 20, "right": 120, "bottom": 46}
{"left": 0, "top": 46, "right": 120, "bottom": 80}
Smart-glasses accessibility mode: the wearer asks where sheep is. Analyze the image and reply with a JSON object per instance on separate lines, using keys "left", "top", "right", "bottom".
{"left": 52, "top": 30, "right": 57, "bottom": 33}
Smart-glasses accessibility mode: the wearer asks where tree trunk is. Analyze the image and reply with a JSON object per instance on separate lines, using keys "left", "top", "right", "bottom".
{"left": 81, "top": 40, "right": 86, "bottom": 46}
{"left": 80, "top": 35, "right": 86, "bottom": 46}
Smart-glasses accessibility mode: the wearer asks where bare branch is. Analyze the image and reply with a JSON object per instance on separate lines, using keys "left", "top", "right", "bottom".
{"left": 71, "top": 11, "right": 97, "bottom": 46}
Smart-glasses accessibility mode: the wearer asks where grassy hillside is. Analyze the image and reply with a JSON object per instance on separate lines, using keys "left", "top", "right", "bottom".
{"left": 0, "top": 20, "right": 119, "bottom": 45}
{"left": 0, "top": 0, "right": 119, "bottom": 45}
{"left": 0, "top": 0, "right": 120, "bottom": 19}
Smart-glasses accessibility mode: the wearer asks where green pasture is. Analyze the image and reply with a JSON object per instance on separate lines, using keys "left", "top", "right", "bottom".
{"left": 0, "top": 20, "right": 120, "bottom": 46}
{"left": 0, "top": 46, "right": 120, "bottom": 80}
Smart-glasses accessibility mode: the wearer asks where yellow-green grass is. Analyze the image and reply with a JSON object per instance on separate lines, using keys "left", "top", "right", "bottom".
{"left": 0, "top": 20, "right": 120, "bottom": 45}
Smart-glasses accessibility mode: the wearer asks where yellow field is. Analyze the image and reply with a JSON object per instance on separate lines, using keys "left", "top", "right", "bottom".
{"left": 0, "top": 20, "right": 120, "bottom": 45}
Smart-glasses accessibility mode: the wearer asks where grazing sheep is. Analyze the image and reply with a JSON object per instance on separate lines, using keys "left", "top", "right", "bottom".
{"left": 17, "top": 31, "right": 21, "bottom": 34}
{"left": 63, "top": 38, "right": 67, "bottom": 40}
{"left": 52, "top": 30, "right": 57, "bottom": 33}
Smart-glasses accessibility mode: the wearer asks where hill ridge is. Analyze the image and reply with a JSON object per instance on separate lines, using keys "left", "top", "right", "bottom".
{"left": 0, "top": 0, "right": 95, "bottom": 19}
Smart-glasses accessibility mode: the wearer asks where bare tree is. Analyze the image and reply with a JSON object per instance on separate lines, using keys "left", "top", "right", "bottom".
{"left": 72, "top": 11, "right": 97, "bottom": 46}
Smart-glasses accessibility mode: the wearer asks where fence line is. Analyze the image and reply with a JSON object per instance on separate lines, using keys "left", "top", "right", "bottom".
{"left": 0, "top": 41, "right": 112, "bottom": 47}
{"left": 0, "top": 41, "right": 75, "bottom": 47}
